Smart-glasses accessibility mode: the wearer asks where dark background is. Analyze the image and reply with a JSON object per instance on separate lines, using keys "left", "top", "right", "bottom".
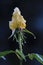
{"left": 0, "top": 0, "right": 43, "bottom": 65}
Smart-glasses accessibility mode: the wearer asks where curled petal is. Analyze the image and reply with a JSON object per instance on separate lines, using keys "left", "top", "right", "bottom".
{"left": 8, "top": 30, "right": 15, "bottom": 39}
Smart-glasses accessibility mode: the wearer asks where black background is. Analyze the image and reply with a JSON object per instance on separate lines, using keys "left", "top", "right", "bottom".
{"left": 0, "top": 0, "right": 43, "bottom": 65}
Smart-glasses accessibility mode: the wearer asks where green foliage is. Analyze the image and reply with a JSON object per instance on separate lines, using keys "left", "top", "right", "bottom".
{"left": 0, "top": 50, "right": 14, "bottom": 58}
{"left": 0, "top": 49, "right": 26, "bottom": 61}
{"left": 23, "top": 29, "right": 36, "bottom": 39}
{"left": 0, "top": 50, "right": 43, "bottom": 64}
{"left": 15, "top": 49, "right": 26, "bottom": 61}
{"left": 2, "top": 28, "right": 43, "bottom": 65}
{"left": 27, "top": 53, "right": 43, "bottom": 64}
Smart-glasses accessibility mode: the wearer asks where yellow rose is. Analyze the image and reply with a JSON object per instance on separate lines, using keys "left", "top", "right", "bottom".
{"left": 9, "top": 7, "right": 26, "bottom": 30}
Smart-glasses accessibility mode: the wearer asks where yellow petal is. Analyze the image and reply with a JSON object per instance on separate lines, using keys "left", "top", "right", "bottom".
{"left": 9, "top": 7, "right": 26, "bottom": 30}
{"left": 9, "top": 21, "right": 17, "bottom": 30}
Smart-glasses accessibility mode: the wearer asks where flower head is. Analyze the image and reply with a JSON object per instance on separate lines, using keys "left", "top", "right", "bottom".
{"left": 9, "top": 7, "right": 26, "bottom": 30}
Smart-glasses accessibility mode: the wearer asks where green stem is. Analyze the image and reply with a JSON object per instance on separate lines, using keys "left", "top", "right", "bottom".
{"left": 19, "top": 33, "right": 23, "bottom": 65}
{"left": 19, "top": 40, "right": 22, "bottom": 53}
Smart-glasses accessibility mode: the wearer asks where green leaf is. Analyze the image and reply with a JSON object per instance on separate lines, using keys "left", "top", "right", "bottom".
{"left": 27, "top": 53, "right": 33, "bottom": 60}
{"left": 27, "top": 53, "right": 43, "bottom": 64}
{"left": 0, "top": 50, "right": 15, "bottom": 58}
{"left": 23, "top": 29, "right": 36, "bottom": 39}
{"left": 13, "top": 34, "right": 19, "bottom": 42}
{"left": 15, "top": 49, "right": 26, "bottom": 61}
